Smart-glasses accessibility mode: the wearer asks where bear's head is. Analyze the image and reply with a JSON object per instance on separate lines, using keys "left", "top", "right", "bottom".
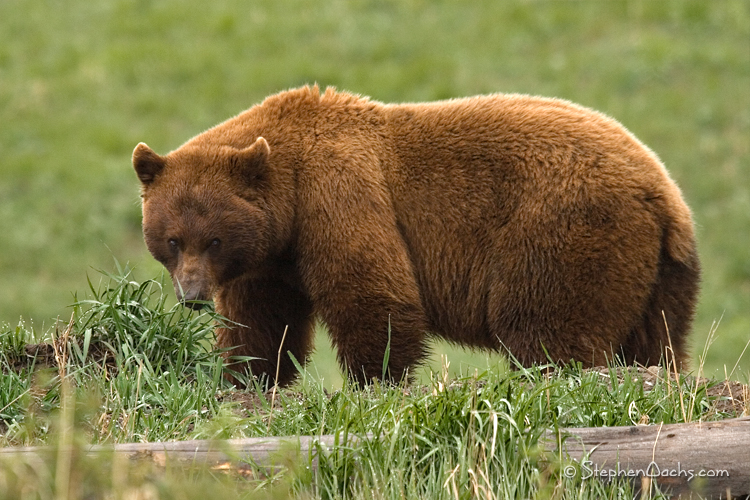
{"left": 132, "top": 137, "right": 281, "bottom": 308}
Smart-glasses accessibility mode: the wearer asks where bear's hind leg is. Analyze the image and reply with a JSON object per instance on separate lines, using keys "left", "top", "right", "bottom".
{"left": 622, "top": 245, "right": 700, "bottom": 368}
{"left": 215, "top": 277, "right": 315, "bottom": 388}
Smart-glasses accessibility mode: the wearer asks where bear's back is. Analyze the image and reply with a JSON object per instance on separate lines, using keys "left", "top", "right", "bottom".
{"left": 381, "top": 93, "right": 694, "bottom": 263}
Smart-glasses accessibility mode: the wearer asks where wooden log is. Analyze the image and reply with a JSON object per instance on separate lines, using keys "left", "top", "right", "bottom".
{"left": 2, "top": 418, "right": 748, "bottom": 497}
{"left": 0, "top": 433, "right": 362, "bottom": 475}
{"left": 546, "top": 416, "right": 750, "bottom": 499}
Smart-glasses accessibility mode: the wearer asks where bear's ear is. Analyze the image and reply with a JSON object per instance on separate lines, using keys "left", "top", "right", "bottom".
{"left": 132, "top": 143, "right": 166, "bottom": 185}
{"left": 234, "top": 136, "right": 271, "bottom": 183}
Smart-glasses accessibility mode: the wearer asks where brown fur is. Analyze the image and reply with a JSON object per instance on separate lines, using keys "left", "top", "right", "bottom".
{"left": 132, "top": 86, "right": 700, "bottom": 387}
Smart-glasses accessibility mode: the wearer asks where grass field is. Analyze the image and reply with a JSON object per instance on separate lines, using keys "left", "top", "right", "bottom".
{"left": 1, "top": 0, "right": 748, "bottom": 386}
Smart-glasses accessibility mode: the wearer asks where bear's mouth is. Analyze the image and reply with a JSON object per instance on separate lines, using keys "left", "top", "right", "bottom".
{"left": 173, "top": 282, "right": 211, "bottom": 311}
{"left": 182, "top": 299, "right": 209, "bottom": 311}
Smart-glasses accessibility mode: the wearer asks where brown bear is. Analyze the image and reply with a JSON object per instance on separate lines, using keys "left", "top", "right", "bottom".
{"left": 132, "top": 85, "right": 700, "bottom": 387}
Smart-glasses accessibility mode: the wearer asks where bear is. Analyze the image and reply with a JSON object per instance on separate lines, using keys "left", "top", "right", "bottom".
{"left": 132, "top": 85, "right": 700, "bottom": 387}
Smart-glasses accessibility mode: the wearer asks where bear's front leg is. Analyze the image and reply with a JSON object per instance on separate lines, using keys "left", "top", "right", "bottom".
{"left": 214, "top": 277, "right": 315, "bottom": 388}
{"left": 297, "top": 190, "right": 429, "bottom": 383}
{"left": 323, "top": 291, "right": 429, "bottom": 386}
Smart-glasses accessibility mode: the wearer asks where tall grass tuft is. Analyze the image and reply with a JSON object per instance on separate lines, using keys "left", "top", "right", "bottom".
{"left": 73, "top": 266, "right": 223, "bottom": 381}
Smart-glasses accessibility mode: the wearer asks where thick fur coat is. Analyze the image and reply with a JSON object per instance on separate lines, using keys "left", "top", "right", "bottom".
{"left": 133, "top": 86, "right": 700, "bottom": 386}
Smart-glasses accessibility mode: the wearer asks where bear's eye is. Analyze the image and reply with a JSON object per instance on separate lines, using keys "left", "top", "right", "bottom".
{"left": 168, "top": 239, "right": 179, "bottom": 250}
{"left": 207, "top": 239, "right": 221, "bottom": 254}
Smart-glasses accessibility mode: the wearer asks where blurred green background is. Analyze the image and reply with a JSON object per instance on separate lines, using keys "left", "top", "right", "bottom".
{"left": 1, "top": 0, "right": 748, "bottom": 385}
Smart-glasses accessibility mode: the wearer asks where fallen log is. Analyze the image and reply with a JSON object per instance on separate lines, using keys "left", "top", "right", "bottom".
{"left": 546, "top": 416, "right": 750, "bottom": 499}
{"left": 2, "top": 418, "right": 748, "bottom": 497}
{"left": 0, "top": 433, "right": 363, "bottom": 475}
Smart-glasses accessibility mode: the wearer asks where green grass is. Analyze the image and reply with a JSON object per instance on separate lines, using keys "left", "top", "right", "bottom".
{"left": 1, "top": 270, "right": 744, "bottom": 499}
{"left": 1, "top": 0, "right": 748, "bottom": 381}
